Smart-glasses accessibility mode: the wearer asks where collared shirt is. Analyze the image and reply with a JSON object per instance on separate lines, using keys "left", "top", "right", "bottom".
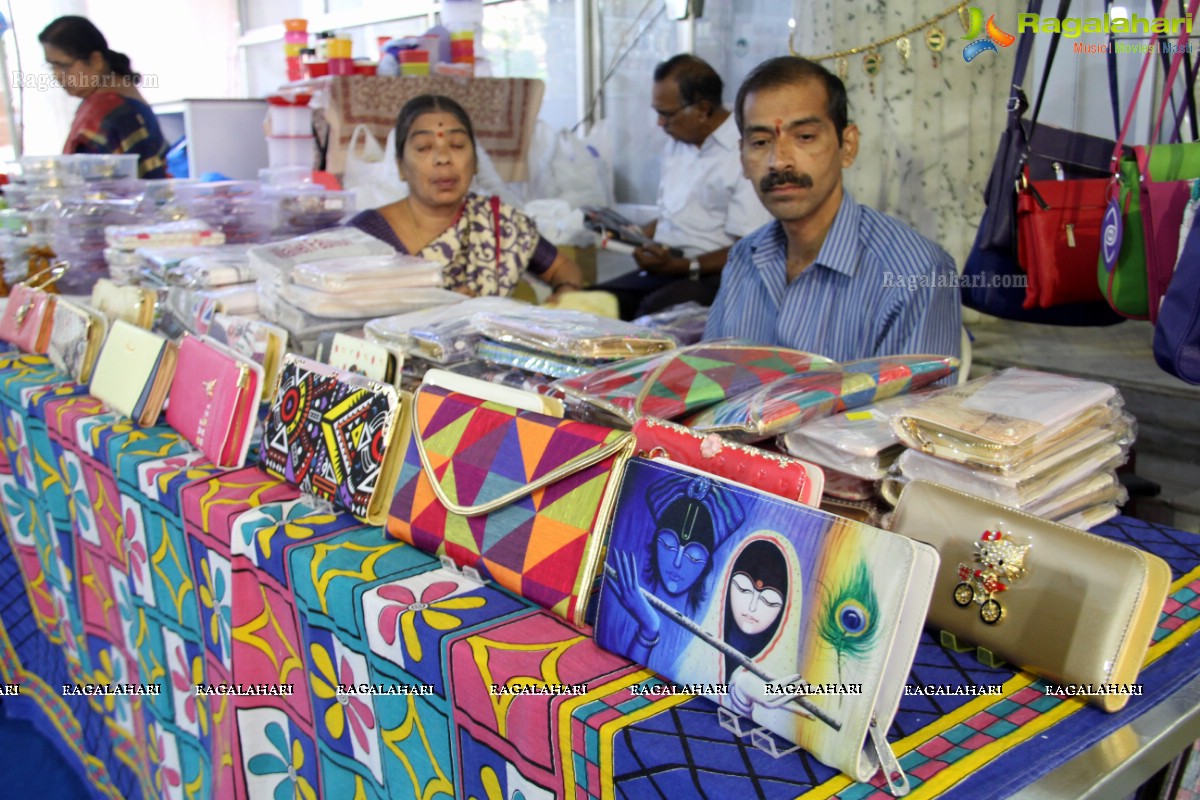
{"left": 703, "top": 191, "right": 962, "bottom": 362}
{"left": 655, "top": 114, "right": 773, "bottom": 257}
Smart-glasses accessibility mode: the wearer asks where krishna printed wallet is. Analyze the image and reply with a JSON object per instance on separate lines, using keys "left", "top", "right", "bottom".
{"left": 595, "top": 457, "right": 938, "bottom": 794}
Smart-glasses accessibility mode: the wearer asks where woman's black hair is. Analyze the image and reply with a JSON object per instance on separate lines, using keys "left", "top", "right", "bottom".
{"left": 722, "top": 539, "right": 788, "bottom": 683}
{"left": 394, "top": 94, "right": 477, "bottom": 159}
{"left": 39, "top": 16, "right": 141, "bottom": 84}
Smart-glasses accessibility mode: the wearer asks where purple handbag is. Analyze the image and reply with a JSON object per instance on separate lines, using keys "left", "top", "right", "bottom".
{"left": 1153, "top": 208, "right": 1200, "bottom": 383}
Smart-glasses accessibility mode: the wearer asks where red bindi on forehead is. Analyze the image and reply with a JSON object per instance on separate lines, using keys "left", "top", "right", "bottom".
{"left": 774, "top": 119, "right": 782, "bottom": 137}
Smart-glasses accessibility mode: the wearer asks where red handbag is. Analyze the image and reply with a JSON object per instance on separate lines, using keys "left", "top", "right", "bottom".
{"left": 631, "top": 416, "right": 824, "bottom": 506}
{"left": 1016, "top": 168, "right": 1109, "bottom": 309}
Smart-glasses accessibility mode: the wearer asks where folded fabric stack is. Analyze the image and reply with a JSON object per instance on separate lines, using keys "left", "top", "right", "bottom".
{"left": 250, "top": 228, "right": 460, "bottom": 356}
{"left": 104, "top": 218, "right": 226, "bottom": 284}
{"left": 888, "top": 368, "right": 1134, "bottom": 529}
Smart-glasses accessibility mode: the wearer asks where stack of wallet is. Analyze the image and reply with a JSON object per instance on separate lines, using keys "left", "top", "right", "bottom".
{"left": 887, "top": 368, "right": 1134, "bottom": 529}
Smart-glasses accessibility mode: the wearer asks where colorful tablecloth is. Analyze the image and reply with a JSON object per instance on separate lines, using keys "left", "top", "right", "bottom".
{"left": 0, "top": 354, "right": 1197, "bottom": 799}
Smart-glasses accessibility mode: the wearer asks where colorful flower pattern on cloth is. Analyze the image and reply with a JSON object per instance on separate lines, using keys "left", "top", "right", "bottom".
{"left": 5, "top": 355, "right": 1200, "bottom": 800}
{"left": 239, "top": 708, "right": 319, "bottom": 800}
{"left": 196, "top": 549, "right": 234, "bottom": 668}
{"left": 306, "top": 631, "right": 383, "bottom": 783}
{"left": 368, "top": 570, "right": 487, "bottom": 667}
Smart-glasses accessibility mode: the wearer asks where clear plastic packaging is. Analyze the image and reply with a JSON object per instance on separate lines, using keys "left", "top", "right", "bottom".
{"left": 75, "top": 154, "right": 140, "bottom": 182}
{"left": 363, "top": 296, "right": 522, "bottom": 350}
{"left": 895, "top": 442, "right": 1128, "bottom": 508}
{"left": 173, "top": 246, "right": 257, "bottom": 288}
{"left": 780, "top": 394, "right": 916, "bottom": 479}
{"left": 1057, "top": 502, "right": 1120, "bottom": 530}
{"left": 105, "top": 218, "right": 224, "bottom": 250}
{"left": 137, "top": 245, "right": 232, "bottom": 280}
{"left": 447, "top": 360, "right": 554, "bottom": 394}
{"left": 1025, "top": 471, "right": 1129, "bottom": 521}
{"left": 248, "top": 228, "right": 396, "bottom": 274}
{"left": 408, "top": 317, "right": 479, "bottom": 364}
{"left": 269, "top": 187, "right": 355, "bottom": 234}
{"left": 289, "top": 254, "right": 442, "bottom": 293}
{"left": 817, "top": 467, "right": 877, "bottom": 502}
{"left": 551, "top": 341, "right": 834, "bottom": 427}
{"left": 472, "top": 308, "right": 677, "bottom": 360}
{"left": 257, "top": 287, "right": 368, "bottom": 341}
{"left": 275, "top": 283, "right": 461, "bottom": 319}
{"left": 476, "top": 339, "right": 611, "bottom": 379}
{"left": 890, "top": 368, "right": 1124, "bottom": 469}
{"left": 631, "top": 301, "right": 710, "bottom": 346}
{"left": 686, "top": 355, "right": 959, "bottom": 443}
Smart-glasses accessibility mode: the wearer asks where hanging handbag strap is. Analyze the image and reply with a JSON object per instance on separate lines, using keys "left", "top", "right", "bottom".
{"left": 1147, "top": 0, "right": 1200, "bottom": 155}
{"left": 1161, "top": 0, "right": 1200, "bottom": 143}
{"left": 1109, "top": 0, "right": 1174, "bottom": 173}
{"left": 1005, "top": 0, "right": 1045, "bottom": 119}
{"left": 1026, "top": 0, "right": 1073, "bottom": 137}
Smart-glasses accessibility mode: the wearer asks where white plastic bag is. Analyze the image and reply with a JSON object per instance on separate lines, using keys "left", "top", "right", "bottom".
{"left": 342, "top": 125, "right": 407, "bottom": 208}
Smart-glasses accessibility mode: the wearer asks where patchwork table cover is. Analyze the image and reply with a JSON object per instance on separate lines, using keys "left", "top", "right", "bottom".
{"left": 0, "top": 355, "right": 1197, "bottom": 799}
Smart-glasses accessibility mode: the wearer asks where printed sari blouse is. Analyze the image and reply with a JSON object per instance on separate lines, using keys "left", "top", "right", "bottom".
{"left": 348, "top": 193, "right": 558, "bottom": 297}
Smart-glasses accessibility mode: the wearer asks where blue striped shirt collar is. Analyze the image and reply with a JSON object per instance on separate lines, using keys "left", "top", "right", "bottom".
{"left": 749, "top": 189, "right": 862, "bottom": 280}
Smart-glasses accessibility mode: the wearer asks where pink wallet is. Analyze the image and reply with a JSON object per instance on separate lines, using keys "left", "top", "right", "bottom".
{"left": 631, "top": 417, "right": 825, "bottom": 506}
{"left": 166, "top": 335, "right": 263, "bottom": 468}
{"left": 0, "top": 285, "right": 57, "bottom": 354}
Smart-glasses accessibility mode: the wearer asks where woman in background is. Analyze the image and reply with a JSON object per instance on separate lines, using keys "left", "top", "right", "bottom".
{"left": 39, "top": 16, "right": 169, "bottom": 179}
{"left": 348, "top": 94, "right": 583, "bottom": 300}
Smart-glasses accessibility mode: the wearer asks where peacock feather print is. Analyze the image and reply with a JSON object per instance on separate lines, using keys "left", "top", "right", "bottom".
{"left": 817, "top": 560, "right": 879, "bottom": 689}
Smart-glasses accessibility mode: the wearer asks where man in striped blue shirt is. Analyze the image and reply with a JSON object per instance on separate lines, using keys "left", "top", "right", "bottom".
{"left": 703, "top": 57, "right": 961, "bottom": 362}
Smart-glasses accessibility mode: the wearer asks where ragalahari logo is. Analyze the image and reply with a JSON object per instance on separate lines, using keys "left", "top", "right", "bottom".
{"left": 962, "top": 7, "right": 1016, "bottom": 61}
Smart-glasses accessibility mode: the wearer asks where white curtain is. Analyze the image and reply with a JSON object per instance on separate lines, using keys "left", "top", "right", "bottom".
{"left": 791, "top": 0, "right": 1011, "bottom": 268}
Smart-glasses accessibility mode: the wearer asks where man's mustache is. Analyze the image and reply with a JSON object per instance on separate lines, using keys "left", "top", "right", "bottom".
{"left": 760, "top": 171, "right": 813, "bottom": 192}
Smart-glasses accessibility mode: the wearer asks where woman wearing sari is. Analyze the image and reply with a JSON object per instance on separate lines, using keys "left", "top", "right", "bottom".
{"left": 347, "top": 94, "right": 584, "bottom": 300}
{"left": 39, "top": 16, "right": 170, "bottom": 179}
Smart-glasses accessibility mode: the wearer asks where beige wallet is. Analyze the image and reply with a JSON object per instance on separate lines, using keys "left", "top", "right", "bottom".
{"left": 890, "top": 480, "right": 1170, "bottom": 712}
{"left": 90, "top": 320, "right": 179, "bottom": 426}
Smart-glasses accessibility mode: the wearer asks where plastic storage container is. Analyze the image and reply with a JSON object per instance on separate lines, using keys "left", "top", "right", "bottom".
{"left": 266, "top": 136, "right": 316, "bottom": 169}
{"left": 267, "top": 104, "right": 313, "bottom": 136}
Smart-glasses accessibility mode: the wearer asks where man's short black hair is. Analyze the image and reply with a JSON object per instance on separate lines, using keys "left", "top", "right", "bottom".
{"left": 734, "top": 56, "right": 849, "bottom": 145}
{"left": 654, "top": 54, "right": 724, "bottom": 109}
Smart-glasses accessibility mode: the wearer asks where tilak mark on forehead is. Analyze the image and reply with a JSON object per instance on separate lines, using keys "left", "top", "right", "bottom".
{"left": 775, "top": 119, "right": 782, "bottom": 137}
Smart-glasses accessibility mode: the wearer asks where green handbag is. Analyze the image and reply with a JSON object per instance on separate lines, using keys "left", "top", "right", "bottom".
{"left": 1100, "top": 16, "right": 1200, "bottom": 319}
